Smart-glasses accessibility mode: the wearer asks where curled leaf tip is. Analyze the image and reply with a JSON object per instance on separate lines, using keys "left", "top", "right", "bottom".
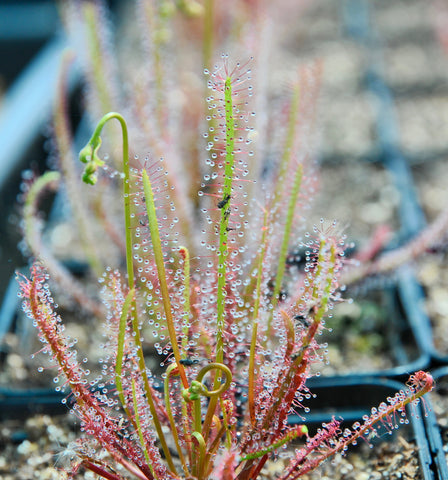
{"left": 79, "top": 138, "right": 104, "bottom": 185}
{"left": 81, "top": 162, "right": 100, "bottom": 185}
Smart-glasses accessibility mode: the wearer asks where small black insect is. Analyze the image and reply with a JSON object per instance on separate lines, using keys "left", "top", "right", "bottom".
{"left": 291, "top": 348, "right": 303, "bottom": 362}
{"left": 294, "top": 314, "right": 311, "bottom": 328}
{"left": 224, "top": 208, "right": 231, "bottom": 221}
{"left": 179, "top": 358, "right": 200, "bottom": 366}
{"left": 217, "top": 194, "right": 231, "bottom": 209}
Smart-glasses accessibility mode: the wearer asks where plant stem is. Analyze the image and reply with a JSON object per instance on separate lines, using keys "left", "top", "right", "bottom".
{"left": 271, "top": 83, "right": 301, "bottom": 208}
{"left": 179, "top": 246, "right": 191, "bottom": 354}
{"left": 192, "top": 431, "right": 207, "bottom": 479}
{"left": 267, "top": 241, "right": 336, "bottom": 431}
{"left": 238, "top": 240, "right": 338, "bottom": 479}
{"left": 141, "top": 170, "right": 189, "bottom": 388}
{"left": 269, "top": 163, "right": 303, "bottom": 324}
{"left": 202, "top": 75, "right": 236, "bottom": 440}
{"left": 266, "top": 83, "right": 302, "bottom": 325}
{"left": 164, "top": 364, "right": 190, "bottom": 476}
{"left": 115, "top": 288, "right": 135, "bottom": 413}
{"left": 80, "top": 113, "right": 177, "bottom": 473}
{"left": 184, "top": 363, "right": 232, "bottom": 475}
{"left": 248, "top": 208, "right": 269, "bottom": 424}
{"left": 216, "top": 76, "right": 236, "bottom": 364}
{"left": 131, "top": 378, "right": 156, "bottom": 478}
{"left": 80, "top": 112, "right": 134, "bottom": 284}
{"left": 240, "top": 425, "right": 308, "bottom": 462}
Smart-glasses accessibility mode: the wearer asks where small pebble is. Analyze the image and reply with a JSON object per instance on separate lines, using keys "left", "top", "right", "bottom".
{"left": 17, "top": 440, "right": 37, "bottom": 455}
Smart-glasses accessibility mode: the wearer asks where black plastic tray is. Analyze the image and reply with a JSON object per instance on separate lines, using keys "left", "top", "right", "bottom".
{"left": 319, "top": 273, "right": 430, "bottom": 380}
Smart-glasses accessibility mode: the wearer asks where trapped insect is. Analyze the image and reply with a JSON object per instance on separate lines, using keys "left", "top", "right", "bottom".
{"left": 218, "top": 193, "right": 231, "bottom": 209}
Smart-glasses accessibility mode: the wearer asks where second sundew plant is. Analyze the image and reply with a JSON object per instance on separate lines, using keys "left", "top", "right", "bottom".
{"left": 19, "top": 59, "right": 434, "bottom": 480}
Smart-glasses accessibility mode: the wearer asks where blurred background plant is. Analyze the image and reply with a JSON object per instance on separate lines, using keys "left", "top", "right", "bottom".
{"left": 18, "top": 0, "right": 319, "bottom": 334}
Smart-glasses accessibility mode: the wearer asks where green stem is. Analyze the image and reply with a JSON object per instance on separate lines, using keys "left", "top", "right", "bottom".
{"left": 164, "top": 364, "right": 190, "bottom": 476}
{"left": 192, "top": 431, "right": 207, "bottom": 479}
{"left": 131, "top": 378, "right": 156, "bottom": 478}
{"left": 179, "top": 246, "right": 191, "bottom": 354}
{"left": 115, "top": 287, "right": 160, "bottom": 477}
{"left": 269, "top": 164, "right": 303, "bottom": 321}
{"left": 262, "top": 241, "right": 336, "bottom": 433}
{"left": 266, "top": 83, "right": 302, "bottom": 331}
{"left": 202, "top": 76, "right": 236, "bottom": 440}
{"left": 115, "top": 288, "right": 135, "bottom": 413}
{"left": 240, "top": 86, "right": 300, "bottom": 311}
{"left": 79, "top": 112, "right": 134, "bottom": 287}
{"left": 177, "top": 247, "right": 194, "bottom": 463}
{"left": 183, "top": 363, "right": 232, "bottom": 475}
{"left": 248, "top": 208, "right": 268, "bottom": 424}
{"left": 216, "top": 76, "right": 236, "bottom": 364}
{"left": 201, "top": 361, "right": 232, "bottom": 442}
{"left": 240, "top": 425, "right": 308, "bottom": 462}
{"left": 131, "top": 307, "right": 177, "bottom": 473}
{"left": 271, "top": 84, "right": 300, "bottom": 208}
{"left": 193, "top": 390, "right": 203, "bottom": 434}
{"left": 141, "top": 170, "right": 189, "bottom": 388}
{"left": 80, "top": 113, "right": 177, "bottom": 473}
{"left": 219, "top": 396, "right": 232, "bottom": 449}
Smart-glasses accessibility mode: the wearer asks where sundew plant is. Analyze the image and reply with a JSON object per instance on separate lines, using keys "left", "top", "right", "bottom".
{"left": 18, "top": 55, "right": 435, "bottom": 480}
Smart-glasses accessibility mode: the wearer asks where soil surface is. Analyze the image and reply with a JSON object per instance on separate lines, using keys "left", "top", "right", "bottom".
{"left": 0, "top": 412, "right": 422, "bottom": 480}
